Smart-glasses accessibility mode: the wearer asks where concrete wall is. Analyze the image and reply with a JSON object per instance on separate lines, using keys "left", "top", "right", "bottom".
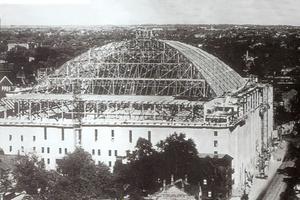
{"left": 0, "top": 126, "right": 75, "bottom": 169}
{"left": 0, "top": 122, "right": 260, "bottom": 190}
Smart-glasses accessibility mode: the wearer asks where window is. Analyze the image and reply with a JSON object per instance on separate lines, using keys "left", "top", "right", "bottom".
{"left": 98, "top": 161, "right": 101, "bottom": 165}
{"left": 214, "top": 151, "right": 218, "bottom": 155}
{"left": 92, "top": 149, "right": 95, "bottom": 155}
{"left": 108, "top": 150, "right": 112, "bottom": 156}
{"left": 129, "top": 130, "right": 132, "bottom": 143}
{"left": 78, "top": 129, "right": 82, "bottom": 144}
{"left": 33, "top": 147, "right": 36, "bottom": 151}
{"left": 214, "top": 131, "right": 218, "bottom": 136}
{"left": 214, "top": 140, "right": 218, "bottom": 147}
{"left": 109, "top": 161, "right": 112, "bottom": 167}
{"left": 95, "top": 129, "right": 98, "bottom": 141}
{"left": 47, "top": 159, "right": 50, "bottom": 164}
{"left": 59, "top": 148, "right": 62, "bottom": 154}
{"left": 65, "top": 148, "right": 67, "bottom": 154}
{"left": 98, "top": 149, "right": 101, "bottom": 156}
{"left": 21, "top": 135, "right": 23, "bottom": 142}
{"left": 42, "top": 147, "right": 45, "bottom": 153}
{"left": 203, "top": 179, "right": 207, "bottom": 185}
{"left": 148, "top": 131, "right": 151, "bottom": 142}
{"left": 111, "top": 130, "right": 115, "bottom": 141}
{"left": 126, "top": 150, "right": 130, "bottom": 157}
{"left": 47, "top": 147, "right": 50, "bottom": 153}
{"left": 9, "top": 135, "right": 12, "bottom": 141}
{"left": 41, "top": 158, "right": 45, "bottom": 163}
{"left": 115, "top": 150, "right": 118, "bottom": 156}
{"left": 21, "top": 146, "right": 24, "bottom": 152}
{"left": 33, "top": 136, "right": 36, "bottom": 141}
{"left": 208, "top": 191, "right": 212, "bottom": 198}
{"left": 9, "top": 146, "right": 12, "bottom": 152}
{"left": 61, "top": 128, "right": 64, "bottom": 141}
{"left": 44, "top": 127, "right": 47, "bottom": 140}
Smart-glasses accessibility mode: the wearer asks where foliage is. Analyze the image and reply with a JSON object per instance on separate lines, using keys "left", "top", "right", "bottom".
{"left": 117, "top": 133, "right": 196, "bottom": 197}
{"left": 53, "top": 147, "right": 113, "bottom": 200}
{"left": 0, "top": 169, "right": 13, "bottom": 195}
{"left": 13, "top": 154, "right": 48, "bottom": 195}
{"left": 114, "top": 133, "right": 232, "bottom": 199}
{"left": 5, "top": 46, "right": 29, "bottom": 65}
{"left": 156, "top": 132, "right": 199, "bottom": 182}
{"left": 12, "top": 149, "right": 114, "bottom": 200}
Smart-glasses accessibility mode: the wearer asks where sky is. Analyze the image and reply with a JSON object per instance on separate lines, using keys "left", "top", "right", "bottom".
{"left": 0, "top": 0, "right": 300, "bottom": 26}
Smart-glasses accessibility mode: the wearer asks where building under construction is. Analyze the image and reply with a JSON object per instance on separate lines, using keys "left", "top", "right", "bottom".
{"left": 0, "top": 30, "right": 273, "bottom": 196}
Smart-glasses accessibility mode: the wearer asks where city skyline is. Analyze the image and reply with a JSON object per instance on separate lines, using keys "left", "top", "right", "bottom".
{"left": 0, "top": 0, "right": 300, "bottom": 26}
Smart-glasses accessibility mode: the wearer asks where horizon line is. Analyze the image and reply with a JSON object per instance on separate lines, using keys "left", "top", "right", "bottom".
{"left": 1, "top": 23, "right": 300, "bottom": 27}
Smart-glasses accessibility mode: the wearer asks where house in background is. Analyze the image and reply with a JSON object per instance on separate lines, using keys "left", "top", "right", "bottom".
{"left": 146, "top": 178, "right": 196, "bottom": 200}
{"left": 0, "top": 76, "right": 13, "bottom": 99}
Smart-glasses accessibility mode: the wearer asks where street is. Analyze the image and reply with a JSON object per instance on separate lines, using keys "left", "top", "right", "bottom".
{"left": 259, "top": 159, "right": 295, "bottom": 200}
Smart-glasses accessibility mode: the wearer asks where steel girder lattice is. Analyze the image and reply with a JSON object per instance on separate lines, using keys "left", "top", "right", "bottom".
{"left": 33, "top": 39, "right": 210, "bottom": 98}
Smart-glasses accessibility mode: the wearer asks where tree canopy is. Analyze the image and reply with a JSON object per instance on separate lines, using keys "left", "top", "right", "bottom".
{"left": 13, "top": 154, "right": 48, "bottom": 195}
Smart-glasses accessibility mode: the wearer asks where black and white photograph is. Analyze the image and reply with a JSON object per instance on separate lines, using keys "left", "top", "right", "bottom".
{"left": 0, "top": 0, "right": 300, "bottom": 199}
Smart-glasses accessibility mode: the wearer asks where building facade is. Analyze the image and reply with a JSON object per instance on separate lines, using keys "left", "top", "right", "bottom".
{"left": 0, "top": 33, "right": 273, "bottom": 195}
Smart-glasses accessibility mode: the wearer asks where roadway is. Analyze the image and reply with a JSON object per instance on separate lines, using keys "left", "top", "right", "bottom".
{"left": 258, "top": 159, "right": 295, "bottom": 200}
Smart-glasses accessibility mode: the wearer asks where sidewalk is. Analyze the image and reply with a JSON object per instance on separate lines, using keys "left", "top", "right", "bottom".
{"left": 247, "top": 141, "right": 288, "bottom": 200}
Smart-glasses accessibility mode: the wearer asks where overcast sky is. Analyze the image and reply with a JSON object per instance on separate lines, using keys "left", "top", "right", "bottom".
{"left": 0, "top": 0, "right": 299, "bottom": 26}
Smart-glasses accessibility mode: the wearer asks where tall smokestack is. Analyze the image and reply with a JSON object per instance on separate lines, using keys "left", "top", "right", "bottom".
{"left": 163, "top": 180, "right": 166, "bottom": 190}
{"left": 185, "top": 174, "right": 188, "bottom": 183}
{"left": 171, "top": 174, "right": 174, "bottom": 185}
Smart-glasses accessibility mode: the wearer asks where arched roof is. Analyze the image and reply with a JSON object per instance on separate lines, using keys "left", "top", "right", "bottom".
{"left": 34, "top": 39, "right": 245, "bottom": 97}
{"left": 162, "top": 40, "right": 245, "bottom": 96}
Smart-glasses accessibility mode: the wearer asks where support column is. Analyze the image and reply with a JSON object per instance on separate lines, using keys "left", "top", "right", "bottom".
{"left": 17, "top": 100, "right": 20, "bottom": 119}
{"left": 61, "top": 101, "right": 64, "bottom": 121}
{"left": 83, "top": 102, "right": 86, "bottom": 118}
{"left": 153, "top": 104, "right": 156, "bottom": 120}
{"left": 39, "top": 102, "right": 42, "bottom": 121}
{"left": 47, "top": 101, "right": 50, "bottom": 119}
{"left": 29, "top": 101, "right": 32, "bottom": 120}
{"left": 4, "top": 109, "right": 7, "bottom": 119}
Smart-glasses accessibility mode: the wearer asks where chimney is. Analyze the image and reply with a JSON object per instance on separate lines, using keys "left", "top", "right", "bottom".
{"left": 185, "top": 174, "right": 188, "bottom": 183}
{"left": 171, "top": 174, "right": 174, "bottom": 185}
{"left": 163, "top": 179, "right": 166, "bottom": 190}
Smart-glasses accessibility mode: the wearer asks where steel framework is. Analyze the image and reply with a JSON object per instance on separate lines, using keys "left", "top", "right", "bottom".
{"left": 0, "top": 37, "right": 246, "bottom": 124}
{"left": 32, "top": 39, "right": 244, "bottom": 97}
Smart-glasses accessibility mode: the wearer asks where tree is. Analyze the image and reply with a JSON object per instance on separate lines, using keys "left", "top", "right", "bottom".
{"left": 156, "top": 132, "right": 199, "bottom": 183}
{"left": 128, "top": 137, "right": 156, "bottom": 161}
{"left": 112, "top": 160, "right": 131, "bottom": 200}
{"left": 0, "top": 170, "right": 13, "bottom": 196}
{"left": 114, "top": 138, "right": 160, "bottom": 199}
{"left": 0, "top": 40, "right": 8, "bottom": 53}
{"left": 5, "top": 46, "right": 29, "bottom": 65}
{"left": 54, "top": 147, "right": 113, "bottom": 200}
{"left": 13, "top": 154, "right": 48, "bottom": 195}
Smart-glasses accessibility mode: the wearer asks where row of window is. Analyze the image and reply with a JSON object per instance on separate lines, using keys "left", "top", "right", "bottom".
{"left": 9, "top": 129, "right": 152, "bottom": 143}
{"left": 9, "top": 132, "right": 62, "bottom": 142}
{"left": 41, "top": 158, "right": 51, "bottom": 165}
{"left": 9, "top": 146, "right": 120, "bottom": 158}
{"left": 94, "top": 129, "right": 151, "bottom": 142}
{"left": 97, "top": 161, "right": 112, "bottom": 167}
{"left": 39, "top": 158, "right": 113, "bottom": 167}
{"left": 9, "top": 146, "right": 68, "bottom": 154}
